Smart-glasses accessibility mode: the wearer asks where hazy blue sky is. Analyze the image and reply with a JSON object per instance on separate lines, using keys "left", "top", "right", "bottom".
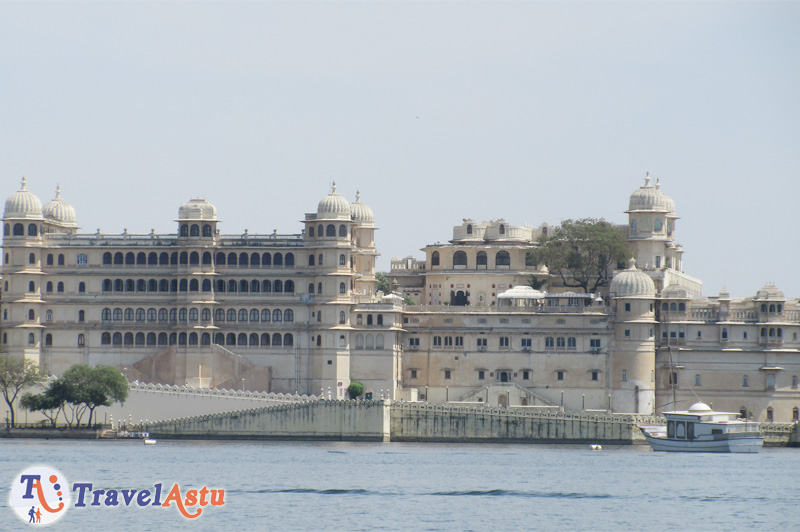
{"left": 2, "top": 2, "right": 798, "bottom": 298}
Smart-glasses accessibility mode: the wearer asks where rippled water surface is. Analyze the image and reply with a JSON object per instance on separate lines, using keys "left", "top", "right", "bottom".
{"left": 1, "top": 439, "right": 797, "bottom": 531}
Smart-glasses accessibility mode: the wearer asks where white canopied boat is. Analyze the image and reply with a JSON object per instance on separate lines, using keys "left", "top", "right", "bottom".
{"left": 640, "top": 402, "right": 763, "bottom": 453}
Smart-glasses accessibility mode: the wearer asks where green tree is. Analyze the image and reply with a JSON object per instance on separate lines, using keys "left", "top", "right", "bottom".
{"left": 347, "top": 381, "right": 365, "bottom": 400}
{"left": 0, "top": 355, "right": 46, "bottom": 427}
{"left": 527, "top": 275, "right": 548, "bottom": 290}
{"left": 58, "top": 365, "right": 129, "bottom": 427}
{"left": 527, "top": 218, "right": 630, "bottom": 293}
{"left": 403, "top": 293, "right": 416, "bottom": 306}
{"left": 21, "top": 391, "right": 64, "bottom": 427}
{"left": 375, "top": 272, "right": 391, "bottom": 295}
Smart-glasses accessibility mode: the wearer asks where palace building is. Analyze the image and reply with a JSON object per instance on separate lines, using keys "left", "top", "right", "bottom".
{"left": 2, "top": 176, "right": 799, "bottom": 421}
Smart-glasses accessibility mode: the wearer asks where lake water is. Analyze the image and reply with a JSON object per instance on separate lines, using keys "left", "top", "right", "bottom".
{"left": 0, "top": 439, "right": 797, "bottom": 531}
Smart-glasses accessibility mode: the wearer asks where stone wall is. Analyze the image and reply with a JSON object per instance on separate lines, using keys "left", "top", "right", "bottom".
{"left": 390, "top": 402, "right": 644, "bottom": 444}
{"left": 147, "top": 400, "right": 391, "bottom": 442}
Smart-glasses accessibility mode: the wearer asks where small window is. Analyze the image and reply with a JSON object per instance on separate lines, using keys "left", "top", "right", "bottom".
{"left": 621, "top": 370, "right": 627, "bottom": 382}
{"left": 410, "top": 369, "right": 417, "bottom": 379}
{"left": 695, "top": 374, "right": 702, "bottom": 386}
{"left": 624, "top": 302, "right": 631, "bottom": 312}
{"left": 444, "top": 370, "right": 451, "bottom": 380}
{"left": 478, "top": 370, "right": 485, "bottom": 380}
{"left": 556, "top": 370, "right": 564, "bottom": 381}
{"left": 743, "top": 375, "right": 749, "bottom": 387}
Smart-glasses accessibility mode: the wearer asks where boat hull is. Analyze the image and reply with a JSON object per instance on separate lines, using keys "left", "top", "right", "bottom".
{"left": 642, "top": 432, "right": 763, "bottom": 453}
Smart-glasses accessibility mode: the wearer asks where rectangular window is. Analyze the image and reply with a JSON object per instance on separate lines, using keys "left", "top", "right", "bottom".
{"left": 409, "top": 338, "right": 419, "bottom": 347}
{"left": 592, "top": 371, "right": 599, "bottom": 381}
{"left": 444, "top": 336, "right": 453, "bottom": 347}
{"left": 621, "top": 370, "right": 628, "bottom": 382}
{"left": 433, "top": 336, "right": 442, "bottom": 347}
{"left": 557, "top": 371, "right": 564, "bottom": 381}
{"left": 410, "top": 369, "right": 417, "bottom": 379}
{"left": 624, "top": 329, "right": 631, "bottom": 338}
{"left": 478, "top": 370, "right": 485, "bottom": 380}
{"left": 455, "top": 336, "right": 463, "bottom": 347}
{"left": 499, "top": 336, "right": 509, "bottom": 348}
{"left": 476, "top": 338, "right": 487, "bottom": 349}
{"left": 444, "top": 370, "right": 451, "bottom": 380}
{"left": 521, "top": 338, "right": 532, "bottom": 349}
{"left": 695, "top": 374, "right": 701, "bottom": 386}
{"left": 522, "top": 370, "right": 530, "bottom": 380}
{"left": 590, "top": 338, "right": 601, "bottom": 351}
{"left": 624, "top": 302, "right": 631, "bottom": 312}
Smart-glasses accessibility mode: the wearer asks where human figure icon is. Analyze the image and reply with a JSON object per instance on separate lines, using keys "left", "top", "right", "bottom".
{"left": 35, "top": 507, "right": 42, "bottom": 523}
{"left": 28, "top": 506, "right": 35, "bottom": 523}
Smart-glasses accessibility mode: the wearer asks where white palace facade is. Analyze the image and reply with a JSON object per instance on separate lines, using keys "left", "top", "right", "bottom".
{"left": 2, "top": 176, "right": 800, "bottom": 421}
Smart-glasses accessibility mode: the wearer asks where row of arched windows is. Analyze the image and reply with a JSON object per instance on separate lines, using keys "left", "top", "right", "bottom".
{"left": 353, "top": 333, "right": 385, "bottom": 350}
{"left": 101, "top": 251, "right": 296, "bottom": 268}
{"left": 100, "top": 331, "right": 294, "bottom": 347}
{"left": 100, "top": 307, "right": 294, "bottom": 324}
{"left": 430, "top": 250, "right": 510, "bottom": 268}
{"left": 356, "top": 314, "right": 384, "bottom": 325}
{"left": 101, "top": 278, "right": 295, "bottom": 294}
{"left": 760, "top": 303, "right": 783, "bottom": 313}
{"left": 306, "top": 223, "right": 348, "bottom": 238}
{"left": 661, "top": 302, "right": 687, "bottom": 312}
{"left": 545, "top": 337, "right": 578, "bottom": 349}
{"left": 178, "top": 223, "right": 214, "bottom": 237}
{"left": 5, "top": 223, "right": 38, "bottom": 237}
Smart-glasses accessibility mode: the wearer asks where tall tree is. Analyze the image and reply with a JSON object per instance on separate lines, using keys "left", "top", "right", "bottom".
{"left": 375, "top": 272, "right": 391, "bottom": 295}
{"left": 0, "top": 355, "right": 46, "bottom": 427}
{"left": 527, "top": 218, "right": 630, "bottom": 293}
{"left": 58, "top": 365, "right": 128, "bottom": 427}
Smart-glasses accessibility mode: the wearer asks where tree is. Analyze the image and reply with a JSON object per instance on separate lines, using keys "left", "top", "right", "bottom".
{"left": 21, "top": 391, "right": 64, "bottom": 427}
{"left": 375, "top": 272, "right": 391, "bottom": 295}
{"left": 527, "top": 275, "right": 548, "bottom": 290}
{"left": 347, "top": 381, "right": 365, "bottom": 400}
{"left": 0, "top": 355, "right": 46, "bottom": 427}
{"left": 58, "top": 365, "right": 129, "bottom": 427}
{"left": 527, "top": 218, "right": 630, "bottom": 293}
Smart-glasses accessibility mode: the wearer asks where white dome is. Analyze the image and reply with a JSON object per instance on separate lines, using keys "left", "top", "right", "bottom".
{"left": 610, "top": 258, "right": 656, "bottom": 298}
{"left": 317, "top": 182, "right": 351, "bottom": 218}
{"left": 177, "top": 198, "right": 217, "bottom": 221}
{"left": 350, "top": 190, "right": 374, "bottom": 225}
{"left": 627, "top": 174, "right": 675, "bottom": 214}
{"left": 42, "top": 186, "right": 77, "bottom": 227}
{"left": 755, "top": 283, "right": 784, "bottom": 300}
{"left": 688, "top": 402, "right": 712, "bottom": 412}
{"left": 661, "top": 283, "right": 691, "bottom": 300}
{"left": 4, "top": 178, "right": 42, "bottom": 220}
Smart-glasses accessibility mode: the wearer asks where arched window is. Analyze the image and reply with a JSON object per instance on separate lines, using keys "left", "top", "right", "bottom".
{"left": 228, "top": 280, "right": 237, "bottom": 292}
{"left": 78, "top": 310, "right": 85, "bottom": 322}
{"left": 318, "top": 254, "right": 323, "bottom": 266}
{"left": 262, "top": 253, "right": 271, "bottom": 266}
{"left": 113, "top": 308, "right": 123, "bottom": 321}
{"left": 28, "top": 252, "right": 35, "bottom": 265}
{"left": 13, "top": 223, "right": 24, "bottom": 236}
{"left": 308, "top": 283, "right": 314, "bottom": 294}
{"left": 466, "top": 224, "right": 472, "bottom": 234}
{"left": 46, "top": 254, "right": 54, "bottom": 266}
{"left": 148, "top": 252, "right": 158, "bottom": 265}
{"left": 179, "top": 279, "right": 188, "bottom": 292}
{"left": 284, "top": 309, "right": 293, "bottom": 322}
{"left": 103, "top": 252, "right": 113, "bottom": 265}
{"left": 201, "top": 333, "right": 211, "bottom": 345}
{"left": 188, "top": 279, "right": 198, "bottom": 292}
{"left": 215, "top": 309, "right": 225, "bottom": 322}
{"left": 285, "top": 280, "right": 294, "bottom": 293}
{"left": 189, "top": 308, "right": 199, "bottom": 322}
{"left": 338, "top": 224, "right": 347, "bottom": 237}
{"left": 308, "top": 226, "right": 315, "bottom": 237}
{"left": 556, "top": 337, "right": 566, "bottom": 348}
{"left": 227, "top": 309, "right": 236, "bottom": 322}
{"left": 250, "top": 309, "right": 259, "bottom": 322}
{"left": 226, "top": 333, "right": 236, "bottom": 346}
{"left": 284, "top": 333, "right": 293, "bottom": 347}
{"left": 180, "top": 224, "right": 189, "bottom": 237}
{"left": 158, "top": 333, "right": 168, "bottom": 345}
{"left": 339, "top": 282, "right": 346, "bottom": 294}
{"left": 126, "top": 279, "right": 135, "bottom": 292}
{"left": 377, "top": 314, "right": 383, "bottom": 325}
{"left": 124, "top": 252, "right": 134, "bottom": 265}
{"left": 356, "top": 334, "right": 364, "bottom": 349}
{"left": 340, "top": 311, "right": 346, "bottom": 324}
{"left": 28, "top": 223, "right": 37, "bottom": 236}
{"left": 124, "top": 332, "right": 134, "bottom": 345}
{"left": 285, "top": 253, "right": 294, "bottom": 266}
{"left": 202, "top": 308, "right": 211, "bottom": 322}
{"left": 263, "top": 280, "right": 271, "bottom": 293}
{"left": 179, "top": 252, "right": 188, "bottom": 265}
{"left": 102, "top": 308, "right": 112, "bottom": 321}
{"left": 189, "top": 252, "right": 199, "bottom": 265}
{"left": 262, "top": 309, "right": 270, "bottom": 322}
{"left": 453, "top": 251, "right": 467, "bottom": 268}
{"left": 376, "top": 334, "right": 384, "bottom": 349}
{"left": 274, "top": 280, "right": 283, "bottom": 293}
{"left": 318, "top": 282, "right": 322, "bottom": 294}
{"left": 240, "top": 280, "right": 249, "bottom": 293}
{"left": 146, "top": 333, "right": 156, "bottom": 346}
{"left": 159, "top": 252, "right": 169, "bottom": 265}
{"left": 203, "top": 224, "right": 212, "bottom": 237}
{"left": 309, "top": 255, "right": 315, "bottom": 266}
{"left": 239, "top": 309, "right": 248, "bottom": 322}
{"left": 135, "top": 308, "right": 145, "bottom": 322}
{"left": 134, "top": 332, "right": 144, "bottom": 345}
{"left": 366, "top": 334, "right": 374, "bottom": 349}
{"left": 670, "top": 302, "right": 677, "bottom": 311}
{"left": 250, "top": 333, "right": 259, "bottom": 346}
{"left": 273, "top": 309, "right": 282, "bottom": 322}
{"left": 202, "top": 279, "right": 211, "bottom": 292}
{"left": 113, "top": 333, "right": 123, "bottom": 346}
{"left": 499, "top": 224, "right": 505, "bottom": 235}
{"left": 227, "top": 252, "right": 237, "bottom": 266}
{"left": 190, "top": 224, "right": 199, "bottom": 237}
{"left": 251, "top": 280, "right": 260, "bottom": 293}
{"left": 339, "top": 254, "right": 346, "bottom": 266}
{"left": 274, "top": 253, "right": 283, "bottom": 267}
{"left": 239, "top": 252, "right": 249, "bottom": 267}
{"left": 101, "top": 332, "right": 111, "bottom": 345}
{"left": 326, "top": 224, "right": 336, "bottom": 237}
{"left": 135, "top": 252, "right": 145, "bottom": 265}
{"left": 251, "top": 253, "right": 260, "bottom": 267}
{"left": 78, "top": 334, "right": 85, "bottom": 347}
{"left": 46, "top": 281, "right": 53, "bottom": 293}
{"left": 357, "top": 314, "right": 363, "bottom": 325}
{"left": 496, "top": 251, "right": 510, "bottom": 267}
{"left": 272, "top": 333, "right": 282, "bottom": 346}
{"left": 78, "top": 281, "right": 86, "bottom": 293}
{"left": 44, "top": 333, "right": 52, "bottom": 346}
{"left": 476, "top": 251, "right": 487, "bottom": 268}
{"left": 261, "top": 333, "right": 270, "bottom": 346}
{"left": 367, "top": 314, "right": 373, "bottom": 325}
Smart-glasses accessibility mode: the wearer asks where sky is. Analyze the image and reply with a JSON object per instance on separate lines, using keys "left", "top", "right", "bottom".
{"left": 1, "top": 1, "right": 798, "bottom": 299}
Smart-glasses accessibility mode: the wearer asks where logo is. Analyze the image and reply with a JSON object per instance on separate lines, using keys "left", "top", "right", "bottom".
{"left": 10, "top": 465, "right": 71, "bottom": 525}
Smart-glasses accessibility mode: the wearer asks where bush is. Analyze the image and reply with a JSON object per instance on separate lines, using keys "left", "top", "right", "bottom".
{"left": 347, "top": 381, "right": 365, "bottom": 399}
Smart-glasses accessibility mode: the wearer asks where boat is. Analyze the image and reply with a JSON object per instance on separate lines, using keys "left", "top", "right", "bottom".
{"left": 143, "top": 438, "right": 157, "bottom": 445}
{"left": 640, "top": 402, "right": 763, "bottom": 453}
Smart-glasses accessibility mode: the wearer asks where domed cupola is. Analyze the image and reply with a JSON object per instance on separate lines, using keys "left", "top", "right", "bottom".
{"left": 610, "top": 258, "right": 656, "bottom": 298}
{"left": 177, "top": 198, "right": 218, "bottom": 221}
{"left": 350, "top": 190, "right": 374, "bottom": 226}
{"left": 627, "top": 173, "right": 672, "bottom": 213}
{"left": 316, "top": 181, "right": 351, "bottom": 219}
{"left": 4, "top": 178, "right": 43, "bottom": 220}
{"left": 42, "top": 185, "right": 77, "bottom": 227}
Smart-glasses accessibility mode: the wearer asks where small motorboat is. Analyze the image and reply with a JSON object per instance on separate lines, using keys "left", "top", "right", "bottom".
{"left": 640, "top": 402, "right": 763, "bottom": 453}
{"left": 143, "top": 438, "right": 157, "bottom": 445}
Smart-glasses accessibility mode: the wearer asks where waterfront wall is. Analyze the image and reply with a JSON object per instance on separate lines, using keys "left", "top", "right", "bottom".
{"left": 390, "top": 402, "right": 644, "bottom": 444}
{"left": 147, "top": 400, "right": 391, "bottom": 442}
